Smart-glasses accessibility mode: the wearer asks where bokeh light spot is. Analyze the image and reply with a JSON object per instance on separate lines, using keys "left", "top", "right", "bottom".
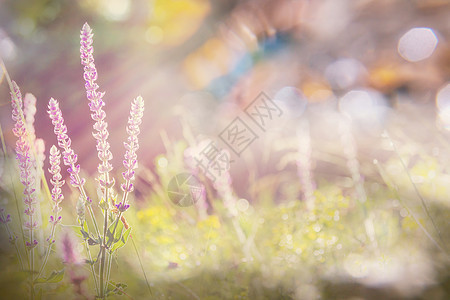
{"left": 146, "top": 26, "right": 164, "bottom": 45}
{"left": 339, "top": 89, "right": 388, "bottom": 125}
{"left": 237, "top": 198, "right": 249, "bottom": 212}
{"left": 99, "top": 0, "right": 131, "bottom": 21}
{"left": 157, "top": 156, "right": 168, "bottom": 168}
{"left": 274, "top": 87, "right": 307, "bottom": 118}
{"left": 325, "top": 58, "right": 366, "bottom": 90}
{"left": 0, "top": 32, "right": 16, "bottom": 61}
{"left": 398, "top": 27, "right": 438, "bottom": 62}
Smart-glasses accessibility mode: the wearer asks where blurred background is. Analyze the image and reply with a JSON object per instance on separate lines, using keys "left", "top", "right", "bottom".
{"left": 1, "top": 0, "right": 449, "bottom": 175}
{"left": 1, "top": 0, "right": 450, "bottom": 299}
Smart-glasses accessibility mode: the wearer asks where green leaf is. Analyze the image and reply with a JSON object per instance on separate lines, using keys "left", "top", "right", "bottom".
{"left": 88, "top": 237, "right": 100, "bottom": 245}
{"left": 80, "top": 229, "right": 90, "bottom": 240}
{"left": 113, "top": 220, "right": 124, "bottom": 242}
{"left": 85, "top": 259, "right": 97, "bottom": 265}
{"left": 82, "top": 221, "right": 88, "bottom": 233}
{"left": 35, "top": 269, "right": 65, "bottom": 284}
{"left": 110, "top": 227, "right": 131, "bottom": 252}
{"left": 107, "top": 219, "right": 124, "bottom": 245}
{"left": 99, "top": 199, "right": 108, "bottom": 211}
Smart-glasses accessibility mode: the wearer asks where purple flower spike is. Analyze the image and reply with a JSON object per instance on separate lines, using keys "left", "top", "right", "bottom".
{"left": 80, "top": 23, "right": 113, "bottom": 183}
{"left": 115, "top": 202, "right": 130, "bottom": 213}
{"left": 48, "top": 148, "right": 65, "bottom": 246}
{"left": 49, "top": 145, "right": 65, "bottom": 212}
{"left": 10, "top": 81, "right": 38, "bottom": 234}
{"left": 48, "top": 98, "right": 86, "bottom": 189}
{"left": 121, "top": 96, "right": 144, "bottom": 195}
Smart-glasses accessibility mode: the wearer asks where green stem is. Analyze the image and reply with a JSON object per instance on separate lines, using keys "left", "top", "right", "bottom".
{"left": 106, "top": 213, "right": 122, "bottom": 248}
{"left": 29, "top": 216, "right": 34, "bottom": 300}
{"left": 36, "top": 219, "right": 58, "bottom": 280}
{"left": 14, "top": 179, "right": 29, "bottom": 265}
{"left": 99, "top": 229, "right": 107, "bottom": 298}
{"left": 105, "top": 251, "right": 112, "bottom": 295}
{"left": 105, "top": 176, "right": 131, "bottom": 249}
{"left": 99, "top": 179, "right": 110, "bottom": 299}
{"left": 36, "top": 244, "right": 51, "bottom": 280}
{"left": 73, "top": 176, "right": 100, "bottom": 239}
{"left": 106, "top": 177, "right": 130, "bottom": 249}
{"left": 102, "top": 173, "right": 138, "bottom": 294}
{"left": 86, "top": 205, "right": 101, "bottom": 239}
{"left": 83, "top": 239, "right": 99, "bottom": 295}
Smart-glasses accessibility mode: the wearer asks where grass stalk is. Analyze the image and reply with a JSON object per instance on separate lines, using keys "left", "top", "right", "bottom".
{"left": 130, "top": 235, "right": 153, "bottom": 298}
{"left": 383, "top": 131, "right": 447, "bottom": 252}
{"left": 374, "top": 159, "right": 448, "bottom": 255}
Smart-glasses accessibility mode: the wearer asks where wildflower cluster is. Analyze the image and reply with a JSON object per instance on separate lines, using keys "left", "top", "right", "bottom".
{"left": 44, "top": 22, "right": 145, "bottom": 299}
{"left": 1, "top": 22, "right": 144, "bottom": 299}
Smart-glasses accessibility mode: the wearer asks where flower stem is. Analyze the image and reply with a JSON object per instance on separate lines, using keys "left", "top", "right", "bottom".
{"left": 72, "top": 174, "right": 101, "bottom": 239}
{"left": 99, "top": 178, "right": 110, "bottom": 299}
{"left": 83, "top": 239, "right": 99, "bottom": 295}
{"left": 105, "top": 251, "right": 112, "bottom": 295}
{"left": 29, "top": 216, "right": 34, "bottom": 300}
{"left": 36, "top": 219, "right": 58, "bottom": 280}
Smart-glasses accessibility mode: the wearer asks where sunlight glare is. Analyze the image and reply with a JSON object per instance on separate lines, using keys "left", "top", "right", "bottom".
{"left": 100, "top": 0, "right": 131, "bottom": 21}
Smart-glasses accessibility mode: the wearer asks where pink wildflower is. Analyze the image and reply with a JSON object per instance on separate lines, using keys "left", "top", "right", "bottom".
{"left": 10, "top": 81, "right": 38, "bottom": 242}
{"left": 80, "top": 22, "right": 113, "bottom": 184}
{"left": 47, "top": 145, "right": 65, "bottom": 244}
{"left": 121, "top": 96, "right": 144, "bottom": 196}
{"left": 48, "top": 97, "right": 86, "bottom": 189}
